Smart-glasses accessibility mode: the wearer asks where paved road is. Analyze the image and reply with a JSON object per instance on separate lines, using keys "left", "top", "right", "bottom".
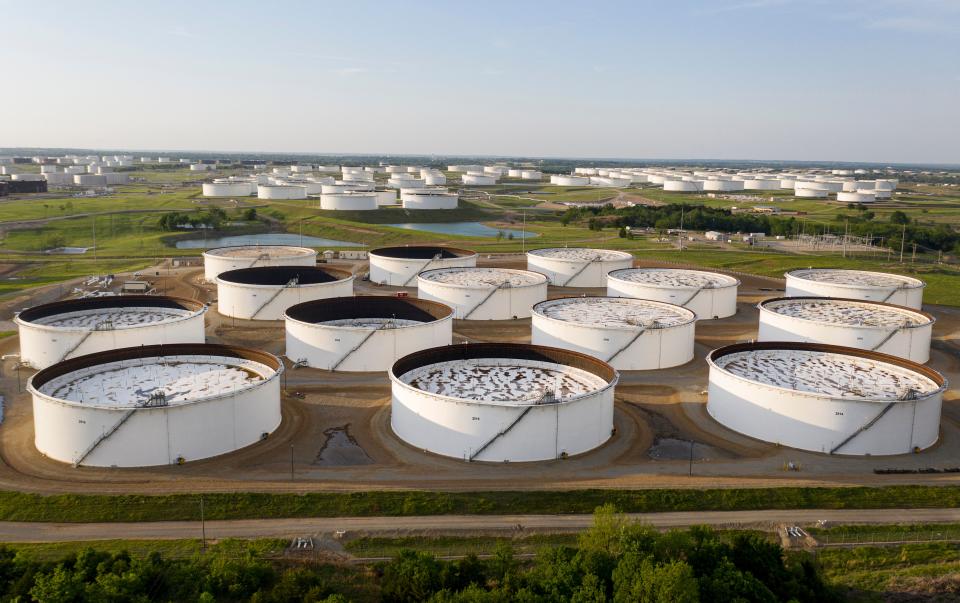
{"left": 3, "top": 508, "right": 960, "bottom": 543}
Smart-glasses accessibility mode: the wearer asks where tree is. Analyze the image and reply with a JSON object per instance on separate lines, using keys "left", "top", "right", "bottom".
{"left": 243, "top": 208, "right": 258, "bottom": 221}
{"left": 890, "top": 210, "right": 910, "bottom": 225}
{"left": 381, "top": 550, "right": 444, "bottom": 603}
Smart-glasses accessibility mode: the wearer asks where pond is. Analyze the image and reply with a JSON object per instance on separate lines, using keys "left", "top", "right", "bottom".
{"left": 174, "top": 233, "right": 363, "bottom": 249}
{"left": 386, "top": 222, "right": 537, "bottom": 239}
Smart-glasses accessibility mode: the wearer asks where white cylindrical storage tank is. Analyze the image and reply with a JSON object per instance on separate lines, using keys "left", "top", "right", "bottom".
{"left": 320, "top": 191, "right": 378, "bottom": 210}
{"left": 757, "top": 297, "right": 934, "bottom": 363}
{"left": 706, "top": 342, "right": 946, "bottom": 456}
{"left": 418, "top": 267, "right": 548, "bottom": 320}
{"left": 216, "top": 266, "right": 354, "bottom": 321}
{"left": 375, "top": 189, "right": 398, "bottom": 206}
{"left": 12, "top": 173, "right": 46, "bottom": 181}
{"left": 795, "top": 186, "right": 829, "bottom": 198}
{"left": 461, "top": 173, "right": 497, "bottom": 185}
{"left": 401, "top": 189, "right": 458, "bottom": 209}
{"left": 285, "top": 296, "right": 453, "bottom": 371}
{"left": 785, "top": 269, "right": 925, "bottom": 309}
{"left": 550, "top": 175, "right": 591, "bottom": 186}
{"left": 390, "top": 343, "right": 618, "bottom": 462}
{"left": 27, "top": 343, "right": 282, "bottom": 467}
{"left": 423, "top": 173, "right": 446, "bottom": 186}
{"left": 702, "top": 179, "right": 744, "bottom": 192}
{"left": 15, "top": 295, "right": 207, "bottom": 370}
{"left": 257, "top": 184, "right": 307, "bottom": 199}
{"left": 526, "top": 248, "right": 633, "bottom": 287}
{"left": 73, "top": 174, "right": 107, "bottom": 186}
{"left": 531, "top": 297, "right": 695, "bottom": 370}
{"left": 368, "top": 246, "right": 477, "bottom": 287}
{"left": 607, "top": 268, "right": 739, "bottom": 320}
{"left": 663, "top": 179, "right": 702, "bottom": 192}
{"left": 202, "top": 245, "right": 317, "bottom": 282}
{"left": 385, "top": 165, "right": 405, "bottom": 174}
{"left": 202, "top": 181, "right": 254, "bottom": 197}
{"left": 740, "top": 179, "right": 780, "bottom": 190}
{"left": 837, "top": 190, "right": 877, "bottom": 203}
{"left": 507, "top": 169, "right": 523, "bottom": 178}
{"left": 520, "top": 170, "right": 543, "bottom": 180}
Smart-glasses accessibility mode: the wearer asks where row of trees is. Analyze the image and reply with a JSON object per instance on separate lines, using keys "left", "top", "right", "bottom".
{"left": 562, "top": 203, "right": 960, "bottom": 253}
{"left": 157, "top": 208, "right": 230, "bottom": 231}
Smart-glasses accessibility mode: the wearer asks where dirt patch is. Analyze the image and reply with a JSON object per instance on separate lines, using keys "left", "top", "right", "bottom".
{"left": 315, "top": 425, "right": 373, "bottom": 467}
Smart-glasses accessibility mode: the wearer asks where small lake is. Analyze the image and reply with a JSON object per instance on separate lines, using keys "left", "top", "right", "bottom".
{"left": 386, "top": 222, "right": 537, "bottom": 239}
{"left": 174, "top": 233, "right": 363, "bottom": 249}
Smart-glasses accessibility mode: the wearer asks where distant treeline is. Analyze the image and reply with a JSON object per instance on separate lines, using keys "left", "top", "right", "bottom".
{"left": 563, "top": 204, "right": 960, "bottom": 253}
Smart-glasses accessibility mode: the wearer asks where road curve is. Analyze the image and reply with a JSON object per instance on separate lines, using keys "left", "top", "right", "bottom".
{"left": 3, "top": 508, "right": 960, "bottom": 543}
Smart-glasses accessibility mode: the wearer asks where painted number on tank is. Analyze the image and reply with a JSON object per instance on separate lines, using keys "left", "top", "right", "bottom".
{"left": 472, "top": 417, "right": 480, "bottom": 421}
{"left": 835, "top": 411, "right": 844, "bottom": 416}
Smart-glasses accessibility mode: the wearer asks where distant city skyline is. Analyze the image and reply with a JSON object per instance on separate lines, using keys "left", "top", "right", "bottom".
{"left": 3, "top": 0, "right": 958, "bottom": 164}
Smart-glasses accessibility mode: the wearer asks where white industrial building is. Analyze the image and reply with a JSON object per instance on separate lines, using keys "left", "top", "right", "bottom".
{"left": 418, "top": 267, "right": 548, "bottom": 320}
{"left": 203, "top": 245, "right": 318, "bottom": 282}
{"left": 785, "top": 269, "right": 925, "bottom": 309}
{"left": 607, "top": 268, "right": 739, "bottom": 319}
{"left": 216, "top": 266, "right": 354, "bottom": 320}
{"left": 526, "top": 248, "right": 633, "bottom": 287}
{"left": 320, "top": 191, "right": 378, "bottom": 210}
{"left": 757, "top": 297, "right": 934, "bottom": 363}
{"left": 531, "top": 297, "right": 695, "bottom": 370}
{"left": 285, "top": 296, "right": 453, "bottom": 371}
{"left": 390, "top": 343, "right": 618, "bottom": 462}
{"left": 28, "top": 343, "right": 283, "bottom": 467}
{"left": 401, "top": 188, "right": 459, "bottom": 209}
{"left": 15, "top": 296, "right": 207, "bottom": 370}
{"left": 368, "top": 246, "right": 477, "bottom": 287}
{"left": 706, "top": 342, "right": 946, "bottom": 456}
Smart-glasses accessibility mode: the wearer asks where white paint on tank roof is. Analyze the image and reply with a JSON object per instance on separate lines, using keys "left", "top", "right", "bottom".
{"left": 763, "top": 299, "right": 929, "bottom": 328}
{"left": 790, "top": 269, "right": 922, "bottom": 288}
{"left": 420, "top": 267, "right": 546, "bottom": 287}
{"left": 399, "top": 359, "right": 607, "bottom": 403}
{"left": 318, "top": 318, "right": 422, "bottom": 329}
{"left": 609, "top": 268, "right": 736, "bottom": 288}
{"left": 38, "top": 357, "right": 273, "bottom": 408}
{"left": 528, "top": 248, "right": 632, "bottom": 261}
{"left": 714, "top": 349, "right": 939, "bottom": 399}
{"left": 32, "top": 307, "right": 192, "bottom": 329}
{"left": 535, "top": 297, "right": 692, "bottom": 328}
{"left": 207, "top": 245, "right": 314, "bottom": 259}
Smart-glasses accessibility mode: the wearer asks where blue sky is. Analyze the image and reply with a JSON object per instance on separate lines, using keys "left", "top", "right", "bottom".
{"left": 2, "top": 0, "right": 957, "bottom": 163}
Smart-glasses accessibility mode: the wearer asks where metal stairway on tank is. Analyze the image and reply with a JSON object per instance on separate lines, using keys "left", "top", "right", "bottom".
{"left": 329, "top": 320, "right": 393, "bottom": 370}
{"left": 72, "top": 391, "right": 169, "bottom": 467}
{"left": 830, "top": 388, "right": 917, "bottom": 454}
{"left": 462, "top": 282, "right": 509, "bottom": 319}
{"left": 402, "top": 254, "right": 442, "bottom": 287}
{"left": 559, "top": 255, "right": 600, "bottom": 287}
{"left": 468, "top": 391, "right": 557, "bottom": 462}
{"left": 249, "top": 277, "right": 298, "bottom": 319}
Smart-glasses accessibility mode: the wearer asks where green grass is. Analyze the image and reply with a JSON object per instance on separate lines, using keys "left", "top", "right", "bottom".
{"left": 3, "top": 538, "right": 287, "bottom": 562}
{"left": 0, "top": 331, "right": 14, "bottom": 339}
{"left": 344, "top": 534, "right": 579, "bottom": 558}
{"left": 2, "top": 486, "right": 960, "bottom": 523}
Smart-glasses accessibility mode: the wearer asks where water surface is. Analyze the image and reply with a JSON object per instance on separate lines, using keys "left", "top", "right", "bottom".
{"left": 174, "top": 233, "right": 362, "bottom": 249}
{"left": 386, "top": 221, "right": 536, "bottom": 239}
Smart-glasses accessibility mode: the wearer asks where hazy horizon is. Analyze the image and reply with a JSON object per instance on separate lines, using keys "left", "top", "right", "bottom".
{"left": 3, "top": 0, "right": 958, "bottom": 164}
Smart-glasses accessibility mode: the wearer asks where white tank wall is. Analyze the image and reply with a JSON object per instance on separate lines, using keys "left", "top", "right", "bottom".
{"left": 526, "top": 252, "right": 633, "bottom": 287}
{"left": 418, "top": 274, "right": 548, "bottom": 320}
{"left": 375, "top": 190, "right": 398, "bottom": 205}
{"left": 203, "top": 182, "right": 255, "bottom": 197}
{"left": 461, "top": 173, "right": 497, "bottom": 185}
{"left": 369, "top": 252, "right": 477, "bottom": 286}
{"left": 203, "top": 248, "right": 317, "bottom": 282}
{"left": 16, "top": 309, "right": 207, "bottom": 370}
{"left": 258, "top": 184, "right": 308, "bottom": 199}
{"left": 217, "top": 277, "right": 354, "bottom": 320}
{"left": 285, "top": 316, "right": 452, "bottom": 371}
{"left": 703, "top": 179, "right": 744, "bottom": 192}
{"left": 607, "top": 274, "right": 738, "bottom": 320}
{"left": 320, "top": 192, "right": 378, "bottom": 210}
{"left": 30, "top": 358, "right": 281, "bottom": 467}
{"left": 663, "top": 180, "right": 701, "bottom": 192}
{"left": 550, "top": 175, "right": 591, "bottom": 186}
{"left": 785, "top": 273, "right": 924, "bottom": 309}
{"left": 757, "top": 305, "right": 932, "bottom": 363}
{"left": 390, "top": 365, "right": 616, "bottom": 462}
{"left": 401, "top": 192, "right": 458, "bottom": 209}
{"left": 706, "top": 360, "right": 942, "bottom": 455}
{"left": 531, "top": 313, "right": 694, "bottom": 370}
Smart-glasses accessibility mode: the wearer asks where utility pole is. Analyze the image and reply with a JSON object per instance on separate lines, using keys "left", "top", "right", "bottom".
{"left": 912, "top": 242, "right": 917, "bottom": 263}
{"left": 899, "top": 223, "right": 906, "bottom": 263}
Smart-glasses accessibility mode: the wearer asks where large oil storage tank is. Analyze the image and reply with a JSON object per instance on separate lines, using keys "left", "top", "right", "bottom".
{"left": 203, "top": 245, "right": 318, "bottom": 282}
{"left": 285, "top": 296, "right": 453, "bottom": 371}
{"left": 319, "top": 191, "right": 378, "bottom": 210}
{"left": 785, "top": 269, "right": 925, "bottom": 309}
{"left": 836, "top": 190, "right": 877, "bottom": 203}
{"left": 28, "top": 343, "right": 282, "bottom": 467}
{"left": 257, "top": 184, "right": 308, "bottom": 199}
{"left": 401, "top": 189, "right": 458, "bottom": 209}
{"left": 757, "top": 297, "right": 934, "bottom": 363}
{"left": 418, "top": 267, "right": 548, "bottom": 320}
{"left": 461, "top": 173, "right": 497, "bottom": 185}
{"left": 663, "top": 179, "right": 702, "bottom": 192}
{"left": 368, "top": 246, "right": 477, "bottom": 287}
{"left": 702, "top": 179, "right": 744, "bottom": 192}
{"left": 216, "top": 266, "right": 354, "bottom": 320}
{"left": 526, "top": 248, "right": 633, "bottom": 287}
{"left": 15, "top": 295, "right": 207, "bottom": 370}
{"left": 607, "top": 268, "right": 739, "bottom": 319}
{"left": 550, "top": 175, "right": 591, "bottom": 186}
{"left": 202, "top": 181, "right": 255, "bottom": 197}
{"left": 531, "top": 297, "right": 695, "bottom": 370}
{"left": 390, "top": 342, "right": 618, "bottom": 462}
{"left": 706, "top": 342, "right": 946, "bottom": 456}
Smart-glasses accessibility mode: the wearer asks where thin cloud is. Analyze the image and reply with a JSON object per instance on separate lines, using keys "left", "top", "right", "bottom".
{"left": 333, "top": 67, "right": 367, "bottom": 76}
{"left": 866, "top": 16, "right": 959, "bottom": 33}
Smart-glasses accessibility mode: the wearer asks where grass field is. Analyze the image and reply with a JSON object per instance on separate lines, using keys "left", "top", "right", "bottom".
{"left": 2, "top": 486, "right": 960, "bottom": 523}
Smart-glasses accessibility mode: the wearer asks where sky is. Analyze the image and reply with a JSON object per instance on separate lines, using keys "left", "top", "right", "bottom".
{"left": 2, "top": 0, "right": 958, "bottom": 163}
